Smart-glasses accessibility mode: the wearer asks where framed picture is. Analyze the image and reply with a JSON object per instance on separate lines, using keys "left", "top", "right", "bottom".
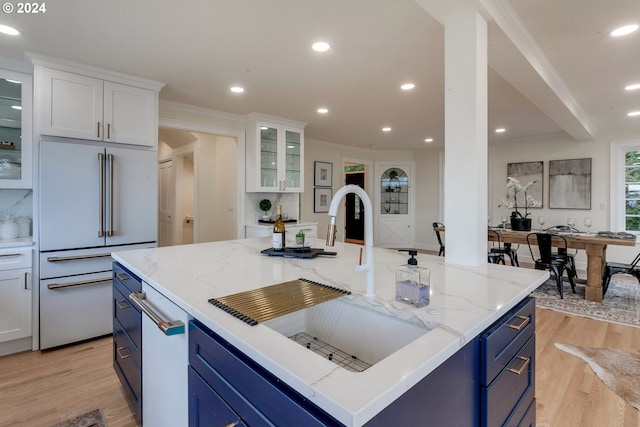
{"left": 507, "top": 161, "right": 544, "bottom": 209}
{"left": 314, "top": 187, "right": 332, "bottom": 213}
{"left": 549, "top": 158, "right": 592, "bottom": 209}
{"left": 314, "top": 161, "right": 333, "bottom": 187}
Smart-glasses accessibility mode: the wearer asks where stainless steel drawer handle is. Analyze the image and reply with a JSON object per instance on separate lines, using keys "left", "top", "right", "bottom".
{"left": 224, "top": 422, "right": 239, "bottom": 427}
{"left": 507, "top": 356, "right": 531, "bottom": 375}
{"left": 117, "top": 346, "right": 131, "bottom": 360}
{"left": 116, "top": 273, "right": 129, "bottom": 281}
{"left": 117, "top": 300, "right": 130, "bottom": 310}
{"left": 0, "top": 253, "right": 22, "bottom": 258}
{"left": 47, "top": 253, "right": 112, "bottom": 262}
{"left": 129, "top": 291, "right": 185, "bottom": 336}
{"left": 506, "top": 315, "right": 530, "bottom": 331}
{"left": 47, "top": 277, "right": 112, "bottom": 290}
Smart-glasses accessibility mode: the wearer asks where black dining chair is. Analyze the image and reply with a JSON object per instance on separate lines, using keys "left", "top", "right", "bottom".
{"left": 545, "top": 225, "right": 578, "bottom": 280}
{"left": 602, "top": 252, "right": 640, "bottom": 296}
{"left": 527, "top": 233, "right": 576, "bottom": 298}
{"left": 487, "top": 230, "right": 506, "bottom": 264}
{"left": 489, "top": 229, "right": 519, "bottom": 267}
{"left": 433, "top": 222, "right": 445, "bottom": 256}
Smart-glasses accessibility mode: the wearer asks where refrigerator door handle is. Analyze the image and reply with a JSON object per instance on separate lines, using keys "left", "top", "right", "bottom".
{"left": 98, "top": 152, "right": 105, "bottom": 237}
{"left": 107, "top": 153, "right": 114, "bottom": 237}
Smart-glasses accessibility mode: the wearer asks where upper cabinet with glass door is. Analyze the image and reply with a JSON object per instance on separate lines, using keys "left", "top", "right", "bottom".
{"left": 246, "top": 114, "right": 305, "bottom": 192}
{"left": 0, "top": 70, "right": 32, "bottom": 189}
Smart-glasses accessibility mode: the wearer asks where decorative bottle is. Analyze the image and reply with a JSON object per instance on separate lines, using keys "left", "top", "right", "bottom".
{"left": 272, "top": 205, "right": 286, "bottom": 251}
{"left": 396, "top": 250, "right": 430, "bottom": 307}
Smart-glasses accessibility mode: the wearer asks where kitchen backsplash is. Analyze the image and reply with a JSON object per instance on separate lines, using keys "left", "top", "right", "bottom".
{"left": 0, "top": 188, "right": 32, "bottom": 222}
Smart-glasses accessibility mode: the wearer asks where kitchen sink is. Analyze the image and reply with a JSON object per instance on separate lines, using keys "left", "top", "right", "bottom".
{"left": 263, "top": 297, "right": 434, "bottom": 371}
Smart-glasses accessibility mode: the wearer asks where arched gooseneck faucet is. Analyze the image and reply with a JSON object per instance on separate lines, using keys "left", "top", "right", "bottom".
{"left": 325, "top": 184, "right": 375, "bottom": 297}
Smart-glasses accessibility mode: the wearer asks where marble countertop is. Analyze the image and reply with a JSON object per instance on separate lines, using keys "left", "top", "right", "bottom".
{"left": 112, "top": 237, "right": 548, "bottom": 426}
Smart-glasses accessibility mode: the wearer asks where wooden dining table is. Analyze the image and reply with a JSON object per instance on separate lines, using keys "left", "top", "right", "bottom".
{"left": 487, "top": 229, "right": 636, "bottom": 302}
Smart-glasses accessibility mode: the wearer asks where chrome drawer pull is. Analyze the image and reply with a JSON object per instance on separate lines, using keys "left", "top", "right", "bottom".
{"left": 129, "top": 291, "right": 185, "bottom": 336}
{"left": 47, "top": 253, "right": 112, "bottom": 262}
{"left": 507, "top": 356, "right": 531, "bottom": 375}
{"left": 506, "top": 315, "right": 530, "bottom": 331}
{"left": 47, "top": 277, "right": 112, "bottom": 290}
{"left": 117, "top": 346, "right": 131, "bottom": 360}
{"left": 117, "top": 300, "right": 130, "bottom": 310}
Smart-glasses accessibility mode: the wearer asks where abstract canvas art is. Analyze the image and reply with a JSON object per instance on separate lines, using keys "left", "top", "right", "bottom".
{"left": 549, "top": 158, "right": 591, "bottom": 209}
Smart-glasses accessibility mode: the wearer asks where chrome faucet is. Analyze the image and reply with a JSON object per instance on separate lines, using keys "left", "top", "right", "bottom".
{"left": 326, "top": 184, "right": 375, "bottom": 297}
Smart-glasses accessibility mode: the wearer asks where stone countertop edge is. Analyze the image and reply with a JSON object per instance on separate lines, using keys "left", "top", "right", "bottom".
{"left": 112, "top": 238, "right": 549, "bottom": 427}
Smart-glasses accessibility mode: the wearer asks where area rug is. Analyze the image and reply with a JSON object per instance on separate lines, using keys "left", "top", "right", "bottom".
{"left": 50, "top": 409, "right": 107, "bottom": 427}
{"left": 530, "top": 276, "right": 640, "bottom": 327}
{"left": 555, "top": 343, "right": 640, "bottom": 411}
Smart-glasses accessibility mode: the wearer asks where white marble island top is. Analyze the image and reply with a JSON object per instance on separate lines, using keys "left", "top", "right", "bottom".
{"left": 112, "top": 237, "right": 548, "bottom": 427}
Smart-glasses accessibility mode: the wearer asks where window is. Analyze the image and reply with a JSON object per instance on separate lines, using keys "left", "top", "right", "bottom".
{"left": 610, "top": 140, "right": 640, "bottom": 233}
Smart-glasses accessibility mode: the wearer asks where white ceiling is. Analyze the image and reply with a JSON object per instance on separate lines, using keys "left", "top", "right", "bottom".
{"left": 0, "top": 0, "right": 638, "bottom": 150}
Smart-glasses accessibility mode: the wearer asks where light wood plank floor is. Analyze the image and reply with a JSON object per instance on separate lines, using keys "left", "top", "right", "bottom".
{"left": 0, "top": 309, "right": 638, "bottom": 427}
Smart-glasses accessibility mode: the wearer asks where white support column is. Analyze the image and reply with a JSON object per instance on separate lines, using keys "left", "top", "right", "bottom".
{"left": 443, "top": 10, "right": 488, "bottom": 266}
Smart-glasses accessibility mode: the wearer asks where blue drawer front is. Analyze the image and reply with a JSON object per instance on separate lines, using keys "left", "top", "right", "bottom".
{"left": 481, "top": 297, "right": 535, "bottom": 386}
{"left": 113, "top": 281, "right": 142, "bottom": 355}
{"left": 514, "top": 398, "right": 535, "bottom": 427}
{"left": 189, "top": 366, "right": 247, "bottom": 427}
{"left": 482, "top": 335, "right": 535, "bottom": 427}
{"left": 113, "top": 263, "right": 142, "bottom": 294}
{"left": 189, "top": 320, "right": 342, "bottom": 427}
{"left": 113, "top": 322, "right": 142, "bottom": 423}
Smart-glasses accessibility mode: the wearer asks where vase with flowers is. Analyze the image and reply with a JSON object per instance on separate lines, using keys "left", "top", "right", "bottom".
{"left": 498, "top": 177, "right": 542, "bottom": 231}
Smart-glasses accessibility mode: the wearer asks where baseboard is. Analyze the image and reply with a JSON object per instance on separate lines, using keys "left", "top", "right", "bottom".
{"left": 0, "top": 336, "right": 32, "bottom": 356}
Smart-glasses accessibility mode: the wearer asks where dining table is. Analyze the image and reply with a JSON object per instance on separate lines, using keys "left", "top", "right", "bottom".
{"left": 488, "top": 228, "right": 636, "bottom": 302}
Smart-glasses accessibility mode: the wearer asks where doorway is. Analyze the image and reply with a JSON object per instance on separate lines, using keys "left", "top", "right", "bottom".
{"left": 345, "top": 171, "right": 365, "bottom": 244}
{"left": 375, "top": 161, "right": 415, "bottom": 248}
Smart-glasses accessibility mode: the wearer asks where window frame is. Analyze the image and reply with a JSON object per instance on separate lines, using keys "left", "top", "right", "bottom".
{"left": 610, "top": 139, "right": 640, "bottom": 233}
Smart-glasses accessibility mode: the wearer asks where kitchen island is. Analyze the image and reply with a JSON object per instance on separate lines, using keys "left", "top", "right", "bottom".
{"left": 112, "top": 237, "right": 548, "bottom": 426}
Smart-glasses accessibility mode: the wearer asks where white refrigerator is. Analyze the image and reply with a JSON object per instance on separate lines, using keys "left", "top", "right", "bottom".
{"left": 39, "top": 139, "right": 157, "bottom": 348}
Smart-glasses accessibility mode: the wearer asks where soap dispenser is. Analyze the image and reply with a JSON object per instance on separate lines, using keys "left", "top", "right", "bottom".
{"left": 396, "top": 250, "right": 430, "bottom": 307}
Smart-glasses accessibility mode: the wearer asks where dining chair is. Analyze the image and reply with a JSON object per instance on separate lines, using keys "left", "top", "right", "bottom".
{"left": 487, "top": 230, "right": 506, "bottom": 264}
{"left": 602, "top": 252, "right": 640, "bottom": 296}
{"left": 489, "top": 229, "right": 519, "bottom": 266}
{"left": 545, "top": 225, "right": 578, "bottom": 279}
{"left": 432, "top": 222, "right": 445, "bottom": 256}
{"left": 527, "top": 233, "right": 576, "bottom": 298}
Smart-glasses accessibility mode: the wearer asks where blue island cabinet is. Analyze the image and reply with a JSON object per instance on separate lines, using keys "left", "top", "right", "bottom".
{"left": 188, "top": 297, "right": 535, "bottom": 427}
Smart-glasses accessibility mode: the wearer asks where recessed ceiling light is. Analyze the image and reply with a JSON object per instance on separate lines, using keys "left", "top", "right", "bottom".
{"left": 230, "top": 86, "right": 244, "bottom": 93}
{"left": 11, "top": 105, "right": 21, "bottom": 110}
{"left": 495, "top": 128, "right": 506, "bottom": 133}
{"left": 611, "top": 24, "right": 639, "bottom": 37}
{"left": 628, "top": 111, "right": 640, "bottom": 117}
{"left": 260, "top": 126, "right": 268, "bottom": 130}
{"left": 401, "top": 83, "right": 415, "bottom": 90}
{"left": 625, "top": 83, "right": 640, "bottom": 91}
{"left": 317, "top": 108, "right": 328, "bottom": 114}
{"left": 424, "top": 138, "right": 433, "bottom": 143}
{"left": 312, "top": 41, "right": 331, "bottom": 52}
{"left": 0, "top": 25, "right": 20, "bottom": 36}
{"left": 382, "top": 127, "right": 392, "bottom": 132}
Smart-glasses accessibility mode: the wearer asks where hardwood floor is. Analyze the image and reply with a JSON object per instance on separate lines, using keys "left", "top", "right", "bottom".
{"left": 0, "top": 309, "right": 638, "bottom": 427}
{"left": 0, "top": 337, "right": 137, "bottom": 427}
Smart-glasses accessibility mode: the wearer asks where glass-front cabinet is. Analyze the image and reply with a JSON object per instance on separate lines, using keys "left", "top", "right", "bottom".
{"left": 380, "top": 167, "right": 409, "bottom": 214}
{"left": 246, "top": 115, "right": 304, "bottom": 192}
{"left": 0, "top": 70, "right": 32, "bottom": 189}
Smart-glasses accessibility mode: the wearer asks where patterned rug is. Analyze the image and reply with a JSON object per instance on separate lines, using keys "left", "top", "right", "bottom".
{"left": 530, "top": 276, "right": 640, "bottom": 327}
{"left": 50, "top": 409, "right": 107, "bottom": 427}
{"left": 555, "top": 343, "right": 640, "bottom": 411}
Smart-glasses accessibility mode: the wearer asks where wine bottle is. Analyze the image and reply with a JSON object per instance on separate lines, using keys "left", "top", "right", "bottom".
{"left": 272, "top": 205, "right": 286, "bottom": 251}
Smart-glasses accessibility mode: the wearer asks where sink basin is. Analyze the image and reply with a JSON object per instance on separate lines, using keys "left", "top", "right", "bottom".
{"left": 263, "top": 297, "right": 434, "bottom": 371}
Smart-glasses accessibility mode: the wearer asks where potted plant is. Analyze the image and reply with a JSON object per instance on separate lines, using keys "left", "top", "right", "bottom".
{"left": 259, "top": 199, "right": 272, "bottom": 220}
{"left": 498, "top": 177, "right": 541, "bottom": 231}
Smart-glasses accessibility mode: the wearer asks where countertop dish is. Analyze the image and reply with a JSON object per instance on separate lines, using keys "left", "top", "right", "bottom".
{"left": 112, "top": 237, "right": 548, "bottom": 426}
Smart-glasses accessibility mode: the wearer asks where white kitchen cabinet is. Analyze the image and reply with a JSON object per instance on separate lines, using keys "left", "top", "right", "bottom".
{"left": 0, "top": 249, "right": 32, "bottom": 343}
{"left": 36, "top": 67, "right": 159, "bottom": 147}
{"left": 246, "top": 115, "right": 305, "bottom": 192}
